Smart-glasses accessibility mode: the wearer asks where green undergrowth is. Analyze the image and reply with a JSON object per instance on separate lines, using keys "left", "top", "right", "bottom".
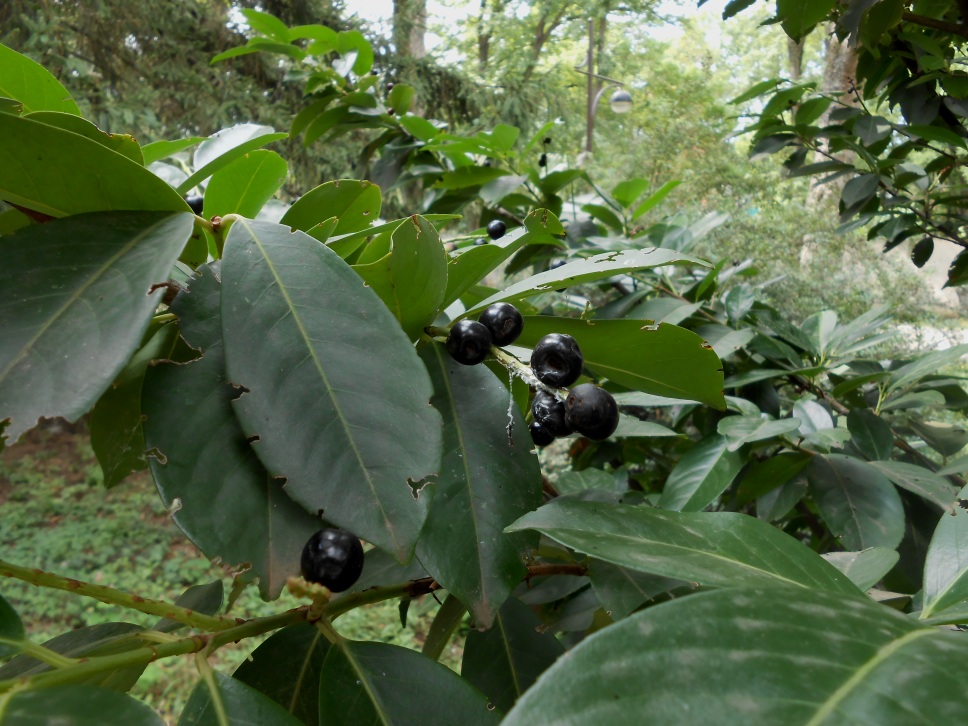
{"left": 0, "top": 423, "right": 463, "bottom": 718}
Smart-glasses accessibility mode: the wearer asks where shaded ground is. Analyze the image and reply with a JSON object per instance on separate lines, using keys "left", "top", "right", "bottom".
{"left": 0, "top": 420, "right": 460, "bottom": 722}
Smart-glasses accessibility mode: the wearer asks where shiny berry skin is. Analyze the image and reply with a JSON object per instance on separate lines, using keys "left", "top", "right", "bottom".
{"left": 486, "top": 220, "right": 507, "bottom": 240}
{"left": 478, "top": 303, "right": 523, "bottom": 346}
{"left": 300, "top": 528, "right": 365, "bottom": 592}
{"left": 564, "top": 384, "right": 619, "bottom": 440}
{"left": 446, "top": 320, "right": 492, "bottom": 365}
{"left": 530, "top": 333, "right": 583, "bottom": 388}
{"left": 529, "top": 421, "right": 555, "bottom": 447}
{"left": 531, "top": 391, "right": 572, "bottom": 437}
{"left": 185, "top": 196, "right": 204, "bottom": 215}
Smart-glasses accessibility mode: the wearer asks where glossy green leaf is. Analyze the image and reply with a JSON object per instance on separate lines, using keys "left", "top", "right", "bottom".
{"left": 736, "top": 452, "right": 811, "bottom": 503}
{"left": 867, "top": 460, "right": 958, "bottom": 511}
{"left": 180, "top": 124, "right": 288, "bottom": 195}
{"left": 807, "top": 455, "right": 905, "bottom": 550}
{"left": 610, "top": 178, "right": 650, "bottom": 209}
{"left": 387, "top": 83, "right": 415, "bottom": 115}
{"left": 847, "top": 409, "right": 894, "bottom": 460}
{"left": 26, "top": 111, "right": 143, "bottom": 164}
{"left": 659, "top": 435, "right": 743, "bottom": 511}
{"left": 556, "top": 468, "right": 616, "bottom": 495}
{"left": 506, "top": 498, "right": 857, "bottom": 594}
{"left": 154, "top": 581, "right": 224, "bottom": 634}
{"left": 0, "top": 622, "right": 146, "bottom": 691}
{"left": 717, "top": 415, "right": 802, "bottom": 451}
{"left": 0, "top": 43, "right": 80, "bottom": 115}
{"left": 141, "top": 137, "right": 205, "bottom": 166}
{"left": 632, "top": 180, "right": 682, "bottom": 218}
{"left": 353, "top": 216, "right": 448, "bottom": 340}
{"left": 582, "top": 203, "right": 623, "bottom": 231}
{"left": 143, "top": 263, "right": 321, "bottom": 599}
{"left": 337, "top": 30, "right": 374, "bottom": 75}
{"left": 886, "top": 344, "right": 968, "bottom": 394}
{"left": 611, "top": 417, "right": 680, "bottom": 438}
{"left": 0, "top": 593, "right": 24, "bottom": 659}
{"left": 179, "top": 671, "right": 304, "bottom": 726}
{"left": 202, "top": 150, "right": 287, "bottom": 219}
{"left": 318, "top": 640, "right": 500, "bottom": 724}
{"left": 922, "top": 483, "right": 968, "bottom": 618}
{"left": 504, "top": 587, "right": 968, "bottom": 726}
{"left": 0, "top": 114, "right": 188, "bottom": 217}
{"left": 233, "top": 623, "right": 330, "bottom": 726}
{"left": 909, "top": 419, "right": 968, "bottom": 457}
{"left": 281, "top": 179, "right": 381, "bottom": 236}
{"left": 90, "top": 322, "right": 179, "bottom": 488}
{"left": 587, "top": 559, "right": 686, "bottom": 619}
{"left": 517, "top": 317, "right": 725, "bottom": 410}
{"left": 422, "top": 594, "right": 467, "bottom": 661}
{"left": 221, "top": 220, "right": 442, "bottom": 562}
{"left": 241, "top": 8, "right": 290, "bottom": 41}
{"left": 821, "top": 548, "right": 899, "bottom": 591}
{"left": 0, "top": 211, "right": 193, "bottom": 442}
{"left": 462, "top": 596, "right": 564, "bottom": 714}
{"left": 0, "top": 685, "right": 164, "bottom": 725}
{"left": 416, "top": 343, "right": 541, "bottom": 627}
{"left": 466, "top": 248, "right": 705, "bottom": 315}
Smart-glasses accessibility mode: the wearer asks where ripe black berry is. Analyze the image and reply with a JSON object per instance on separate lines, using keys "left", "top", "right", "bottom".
{"left": 538, "top": 153, "right": 547, "bottom": 168}
{"left": 530, "top": 333, "right": 583, "bottom": 388}
{"left": 531, "top": 391, "right": 572, "bottom": 437}
{"left": 185, "top": 196, "right": 204, "bottom": 215}
{"left": 478, "top": 302, "right": 523, "bottom": 346}
{"left": 300, "top": 528, "right": 365, "bottom": 592}
{"left": 486, "top": 220, "right": 507, "bottom": 240}
{"left": 564, "top": 383, "right": 619, "bottom": 440}
{"left": 446, "top": 320, "right": 492, "bottom": 365}
{"left": 529, "top": 421, "right": 555, "bottom": 447}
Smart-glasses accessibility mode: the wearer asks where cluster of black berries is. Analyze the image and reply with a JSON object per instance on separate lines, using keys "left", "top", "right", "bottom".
{"left": 445, "top": 304, "right": 619, "bottom": 447}
{"left": 300, "top": 527, "right": 365, "bottom": 592}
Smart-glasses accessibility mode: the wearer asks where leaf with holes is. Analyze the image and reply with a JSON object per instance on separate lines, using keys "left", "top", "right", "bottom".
{"left": 220, "top": 220, "right": 442, "bottom": 562}
{"left": 504, "top": 587, "right": 968, "bottom": 725}
{"left": 506, "top": 498, "right": 857, "bottom": 594}
{"left": 143, "top": 263, "right": 321, "bottom": 600}
{"left": 0, "top": 211, "right": 193, "bottom": 442}
{"left": 416, "top": 343, "right": 541, "bottom": 628}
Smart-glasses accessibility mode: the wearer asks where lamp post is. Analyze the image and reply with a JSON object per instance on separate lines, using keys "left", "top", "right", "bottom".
{"left": 576, "top": 19, "right": 632, "bottom": 154}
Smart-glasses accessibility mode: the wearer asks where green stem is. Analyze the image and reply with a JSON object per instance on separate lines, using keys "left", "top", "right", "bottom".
{"left": 211, "top": 213, "right": 241, "bottom": 258}
{"left": 0, "top": 560, "right": 242, "bottom": 633}
{"left": 0, "top": 638, "right": 80, "bottom": 669}
{"left": 195, "top": 652, "right": 230, "bottom": 726}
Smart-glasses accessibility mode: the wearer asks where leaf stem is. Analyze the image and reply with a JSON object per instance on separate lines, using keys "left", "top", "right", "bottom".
{"left": 0, "top": 560, "right": 242, "bottom": 633}
{"left": 195, "top": 651, "right": 230, "bottom": 726}
{"left": 0, "top": 638, "right": 80, "bottom": 669}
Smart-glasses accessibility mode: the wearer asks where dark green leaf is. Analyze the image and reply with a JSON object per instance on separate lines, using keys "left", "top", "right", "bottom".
{"left": 581, "top": 203, "right": 624, "bottom": 231}
{"left": 353, "top": 216, "right": 448, "bottom": 340}
{"left": 282, "top": 179, "right": 381, "bottom": 236}
{"left": 0, "top": 684, "right": 164, "bottom": 725}
{"left": 144, "top": 263, "right": 321, "bottom": 599}
{"left": 807, "top": 454, "right": 905, "bottom": 550}
{"left": 922, "top": 483, "right": 968, "bottom": 618}
{"left": 462, "top": 597, "right": 564, "bottom": 713}
{"left": 723, "top": 0, "right": 757, "bottom": 20}
{"left": 0, "top": 114, "right": 188, "bottom": 217}
{"left": 632, "top": 180, "right": 682, "bottom": 218}
{"left": 886, "top": 344, "right": 968, "bottom": 394}
{"left": 846, "top": 409, "right": 895, "bottom": 460}
{"left": 516, "top": 317, "right": 725, "bottom": 410}
{"left": 319, "top": 640, "right": 501, "bottom": 724}
{"left": 0, "top": 212, "right": 193, "bottom": 441}
{"left": 587, "top": 559, "right": 686, "bottom": 619}
{"left": 153, "top": 581, "right": 223, "bottom": 634}
{"left": 0, "top": 593, "right": 24, "bottom": 659}
{"left": 90, "top": 322, "right": 179, "bottom": 488}
{"left": 909, "top": 419, "right": 968, "bottom": 456}
{"left": 821, "top": 548, "right": 899, "bottom": 590}
{"left": 945, "top": 249, "right": 968, "bottom": 287}
{"left": 659, "top": 435, "right": 744, "bottom": 511}
{"left": 729, "top": 78, "right": 780, "bottom": 106}
{"left": 221, "top": 220, "right": 442, "bottom": 562}
{"left": 422, "top": 594, "right": 467, "bottom": 661}
{"left": 0, "top": 43, "right": 80, "bottom": 115}
{"left": 203, "top": 150, "right": 287, "bottom": 219}
{"left": 504, "top": 587, "right": 968, "bottom": 725}
{"left": 233, "top": 623, "right": 330, "bottom": 725}
{"left": 555, "top": 468, "right": 616, "bottom": 495}
{"left": 717, "top": 415, "right": 802, "bottom": 451}
{"left": 911, "top": 236, "right": 934, "bottom": 268}
{"left": 736, "top": 452, "right": 810, "bottom": 503}
{"left": 179, "top": 671, "right": 303, "bottom": 725}
{"left": 868, "top": 460, "right": 957, "bottom": 511}
{"left": 416, "top": 343, "right": 540, "bottom": 627}
{"left": 435, "top": 167, "right": 510, "bottom": 190}
{"left": 506, "top": 498, "right": 857, "bottom": 594}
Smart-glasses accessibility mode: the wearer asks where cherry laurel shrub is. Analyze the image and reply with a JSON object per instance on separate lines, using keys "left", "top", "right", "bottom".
{"left": 1, "top": 31, "right": 968, "bottom": 724}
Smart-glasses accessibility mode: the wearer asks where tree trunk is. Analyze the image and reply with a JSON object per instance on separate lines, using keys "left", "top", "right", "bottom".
{"left": 787, "top": 37, "right": 804, "bottom": 82}
{"left": 393, "top": 0, "right": 427, "bottom": 60}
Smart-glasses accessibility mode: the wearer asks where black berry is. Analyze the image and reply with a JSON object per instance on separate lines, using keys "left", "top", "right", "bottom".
{"left": 185, "top": 196, "right": 204, "bottom": 215}
{"left": 478, "top": 303, "right": 523, "bottom": 346}
{"left": 564, "top": 384, "right": 619, "bottom": 440}
{"left": 486, "top": 220, "right": 507, "bottom": 240}
{"left": 543, "top": 137, "right": 552, "bottom": 145}
{"left": 446, "top": 320, "right": 492, "bottom": 365}
{"left": 538, "top": 153, "right": 547, "bottom": 168}
{"left": 529, "top": 421, "right": 555, "bottom": 447}
{"left": 300, "top": 528, "right": 365, "bottom": 592}
{"left": 530, "top": 333, "right": 583, "bottom": 388}
{"left": 531, "top": 391, "right": 572, "bottom": 437}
